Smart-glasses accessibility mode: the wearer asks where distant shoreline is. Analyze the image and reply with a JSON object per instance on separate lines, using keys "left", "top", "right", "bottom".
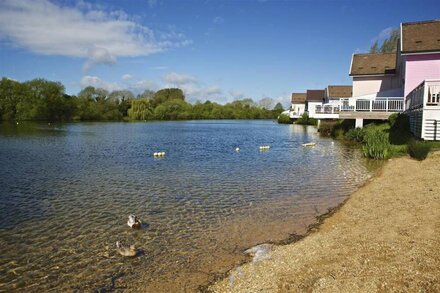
{"left": 209, "top": 153, "right": 440, "bottom": 292}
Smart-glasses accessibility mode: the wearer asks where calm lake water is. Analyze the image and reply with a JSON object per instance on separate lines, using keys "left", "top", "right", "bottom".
{"left": 0, "top": 120, "right": 376, "bottom": 292}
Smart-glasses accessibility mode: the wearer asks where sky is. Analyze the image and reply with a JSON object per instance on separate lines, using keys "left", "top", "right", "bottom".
{"left": 0, "top": 0, "right": 439, "bottom": 106}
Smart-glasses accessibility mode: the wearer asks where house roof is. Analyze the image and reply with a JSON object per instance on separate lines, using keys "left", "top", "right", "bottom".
{"left": 306, "top": 90, "right": 326, "bottom": 101}
{"left": 349, "top": 53, "right": 397, "bottom": 76}
{"left": 291, "top": 93, "right": 306, "bottom": 104}
{"left": 401, "top": 19, "right": 440, "bottom": 54}
{"left": 327, "top": 85, "right": 353, "bottom": 98}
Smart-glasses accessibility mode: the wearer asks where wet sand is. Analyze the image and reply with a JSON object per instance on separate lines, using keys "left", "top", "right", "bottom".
{"left": 209, "top": 153, "right": 440, "bottom": 292}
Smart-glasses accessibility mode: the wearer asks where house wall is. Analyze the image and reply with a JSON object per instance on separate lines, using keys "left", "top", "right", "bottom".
{"left": 307, "top": 101, "right": 322, "bottom": 117}
{"left": 291, "top": 103, "right": 305, "bottom": 117}
{"left": 352, "top": 75, "right": 401, "bottom": 97}
{"left": 404, "top": 53, "right": 440, "bottom": 97}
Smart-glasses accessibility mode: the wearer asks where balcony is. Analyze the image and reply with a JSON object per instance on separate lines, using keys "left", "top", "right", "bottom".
{"left": 340, "top": 98, "right": 404, "bottom": 112}
{"left": 339, "top": 97, "right": 404, "bottom": 120}
{"left": 406, "top": 80, "right": 440, "bottom": 110}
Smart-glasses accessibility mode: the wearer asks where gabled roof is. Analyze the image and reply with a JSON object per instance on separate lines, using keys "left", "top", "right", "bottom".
{"left": 291, "top": 93, "right": 306, "bottom": 104}
{"left": 350, "top": 53, "right": 396, "bottom": 76}
{"left": 327, "top": 85, "right": 353, "bottom": 98}
{"left": 306, "top": 90, "right": 325, "bottom": 102}
{"left": 401, "top": 19, "right": 440, "bottom": 54}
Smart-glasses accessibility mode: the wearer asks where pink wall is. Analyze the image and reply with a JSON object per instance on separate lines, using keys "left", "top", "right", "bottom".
{"left": 404, "top": 53, "right": 440, "bottom": 97}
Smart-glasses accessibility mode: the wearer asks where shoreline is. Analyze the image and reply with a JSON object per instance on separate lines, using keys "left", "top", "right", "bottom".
{"left": 207, "top": 152, "right": 440, "bottom": 292}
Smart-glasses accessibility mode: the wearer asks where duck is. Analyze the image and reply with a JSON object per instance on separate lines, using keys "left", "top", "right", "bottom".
{"left": 302, "top": 142, "right": 316, "bottom": 147}
{"left": 127, "top": 214, "right": 142, "bottom": 229}
{"left": 116, "top": 241, "right": 137, "bottom": 257}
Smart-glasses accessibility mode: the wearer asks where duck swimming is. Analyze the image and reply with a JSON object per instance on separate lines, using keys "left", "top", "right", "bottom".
{"left": 127, "top": 214, "right": 142, "bottom": 229}
{"left": 116, "top": 241, "right": 137, "bottom": 257}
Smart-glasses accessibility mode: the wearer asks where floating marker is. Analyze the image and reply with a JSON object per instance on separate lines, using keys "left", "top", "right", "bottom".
{"left": 259, "top": 145, "right": 271, "bottom": 151}
{"left": 235, "top": 147, "right": 240, "bottom": 152}
{"left": 153, "top": 151, "right": 166, "bottom": 157}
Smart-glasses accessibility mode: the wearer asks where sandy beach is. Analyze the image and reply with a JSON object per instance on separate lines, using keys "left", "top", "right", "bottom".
{"left": 209, "top": 152, "right": 440, "bottom": 292}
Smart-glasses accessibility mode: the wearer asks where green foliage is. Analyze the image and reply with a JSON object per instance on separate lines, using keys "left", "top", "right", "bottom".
{"left": 407, "top": 140, "right": 431, "bottom": 161}
{"left": 370, "top": 41, "right": 380, "bottom": 53}
{"left": 369, "top": 28, "right": 400, "bottom": 53}
{"left": 345, "top": 127, "right": 366, "bottom": 143}
{"left": 0, "top": 78, "right": 280, "bottom": 121}
{"left": 329, "top": 119, "right": 354, "bottom": 139}
{"left": 318, "top": 120, "right": 337, "bottom": 137}
{"left": 151, "top": 88, "right": 185, "bottom": 108}
{"left": 277, "top": 114, "right": 291, "bottom": 124}
{"left": 388, "top": 113, "right": 411, "bottom": 145}
{"left": 362, "top": 128, "right": 391, "bottom": 159}
{"left": 128, "top": 99, "right": 152, "bottom": 120}
{"left": 295, "top": 112, "right": 317, "bottom": 126}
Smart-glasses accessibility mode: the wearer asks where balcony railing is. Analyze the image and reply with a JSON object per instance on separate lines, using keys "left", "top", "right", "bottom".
{"left": 341, "top": 97, "right": 404, "bottom": 112}
{"left": 406, "top": 80, "right": 440, "bottom": 110}
{"left": 315, "top": 105, "right": 340, "bottom": 114}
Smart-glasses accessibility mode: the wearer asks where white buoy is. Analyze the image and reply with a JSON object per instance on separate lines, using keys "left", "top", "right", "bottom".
{"left": 235, "top": 147, "right": 240, "bottom": 152}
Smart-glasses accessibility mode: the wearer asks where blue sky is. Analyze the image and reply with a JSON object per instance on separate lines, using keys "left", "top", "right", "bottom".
{"left": 0, "top": 0, "right": 439, "bottom": 106}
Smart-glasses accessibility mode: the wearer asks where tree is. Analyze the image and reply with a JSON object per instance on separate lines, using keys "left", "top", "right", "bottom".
{"left": 369, "top": 28, "right": 400, "bottom": 53}
{"left": 138, "top": 89, "right": 155, "bottom": 100}
{"left": 258, "top": 97, "right": 274, "bottom": 110}
{"left": 128, "top": 99, "right": 153, "bottom": 120}
{"left": 370, "top": 41, "right": 379, "bottom": 53}
{"left": 151, "top": 88, "right": 185, "bottom": 108}
{"left": 380, "top": 28, "right": 399, "bottom": 53}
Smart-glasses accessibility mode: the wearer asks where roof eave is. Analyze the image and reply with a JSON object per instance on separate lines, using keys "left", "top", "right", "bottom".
{"left": 401, "top": 50, "right": 440, "bottom": 55}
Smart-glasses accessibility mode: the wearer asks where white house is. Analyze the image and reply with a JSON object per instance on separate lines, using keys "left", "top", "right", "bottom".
{"left": 288, "top": 93, "right": 307, "bottom": 119}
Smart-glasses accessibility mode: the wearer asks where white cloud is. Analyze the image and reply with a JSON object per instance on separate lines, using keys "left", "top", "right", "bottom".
{"left": 131, "top": 79, "right": 158, "bottom": 91}
{"left": 83, "top": 46, "right": 117, "bottom": 73}
{"left": 162, "top": 72, "right": 198, "bottom": 85}
{"left": 181, "top": 84, "right": 223, "bottom": 102}
{"left": 0, "top": 0, "right": 191, "bottom": 69}
{"left": 80, "top": 75, "right": 121, "bottom": 92}
{"left": 229, "top": 90, "right": 245, "bottom": 100}
{"left": 213, "top": 16, "right": 224, "bottom": 24}
{"left": 122, "top": 74, "right": 134, "bottom": 81}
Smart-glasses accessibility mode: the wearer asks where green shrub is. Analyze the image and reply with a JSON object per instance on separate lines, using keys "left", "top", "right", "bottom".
{"left": 318, "top": 121, "right": 337, "bottom": 137}
{"left": 345, "top": 127, "right": 366, "bottom": 143}
{"left": 362, "top": 129, "right": 391, "bottom": 159}
{"left": 295, "top": 112, "right": 317, "bottom": 126}
{"left": 407, "top": 140, "right": 431, "bottom": 160}
{"left": 277, "top": 114, "right": 292, "bottom": 124}
{"left": 389, "top": 113, "right": 411, "bottom": 145}
{"left": 330, "top": 119, "right": 354, "bottom": 139}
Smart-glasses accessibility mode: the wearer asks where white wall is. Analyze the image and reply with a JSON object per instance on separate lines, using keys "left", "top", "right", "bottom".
{"left": 290, "top": 103, "right": 305, "bottom": 117}
{"left": 307, "top": 101, "right": 322, "bottom": 117}
{"left": 353, "top": 75, "right": 402, "bottom": 97}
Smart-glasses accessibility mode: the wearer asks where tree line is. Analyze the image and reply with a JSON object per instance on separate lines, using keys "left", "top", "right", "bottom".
{"left": 0, "top": 78, "right": 284, "bottom": 121}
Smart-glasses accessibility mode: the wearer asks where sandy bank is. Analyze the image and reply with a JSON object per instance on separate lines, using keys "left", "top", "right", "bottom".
{"left": 209, "top": 153, "right": 440, "bottom": 292}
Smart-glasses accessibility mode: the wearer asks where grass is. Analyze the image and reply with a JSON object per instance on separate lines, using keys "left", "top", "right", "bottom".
{"left": 326, "top": 114, "right": 436, "bottom": 161}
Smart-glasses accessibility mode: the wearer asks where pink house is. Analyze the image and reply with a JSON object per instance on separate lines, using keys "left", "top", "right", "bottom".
{"left": 402, "top": 20, "right": 440, "bottom": 140}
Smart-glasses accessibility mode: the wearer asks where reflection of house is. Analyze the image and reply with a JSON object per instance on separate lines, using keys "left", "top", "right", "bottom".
{"left": 402, "top": 19, "right": 440, "bottom": 140}
{"left": 288, "top": 93, "right": 307, "bottom": 118}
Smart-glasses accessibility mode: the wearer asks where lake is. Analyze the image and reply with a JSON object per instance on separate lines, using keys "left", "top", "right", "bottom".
{"left": 0, "top": 120, "right": 376, "bottom": 291}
